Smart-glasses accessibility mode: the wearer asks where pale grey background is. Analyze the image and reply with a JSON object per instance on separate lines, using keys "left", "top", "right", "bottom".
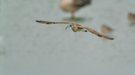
{"left": 0, "top": 0, "right": 135, "bottom": 75}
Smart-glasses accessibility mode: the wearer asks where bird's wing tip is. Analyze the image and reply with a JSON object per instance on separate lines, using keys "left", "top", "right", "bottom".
{"left": 35, "top": 20, "right": 43, "bottom": 23}
{"left": 109, "top": 37, "right": 114, "bottom": 40}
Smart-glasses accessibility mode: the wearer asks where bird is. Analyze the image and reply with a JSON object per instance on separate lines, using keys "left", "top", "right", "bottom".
{"left": 36, "top": 20, "right": 114, "bottom": 40}
{"left": 101, "top": 24, "right": 113, "bottom": 34}
{"left": 60, "top": 0, "right": 91, "bottom": 19}
{"left": 128, "top": 12, "right": 135, "bottom": 24}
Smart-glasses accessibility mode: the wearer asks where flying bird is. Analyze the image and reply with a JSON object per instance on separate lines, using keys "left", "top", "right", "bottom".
{"left": 60, "top": 0, "right": 91, "bottom": 19}
{"left": 36, "top": 20, "right": 114, "bottom": 40}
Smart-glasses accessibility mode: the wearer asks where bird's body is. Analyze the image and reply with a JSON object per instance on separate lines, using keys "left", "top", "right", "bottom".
{"left": 67, "top": 24, "right": 87, "bottom": 32}
{"left": 60, "top": 0, "right": 91, "bottom": 19}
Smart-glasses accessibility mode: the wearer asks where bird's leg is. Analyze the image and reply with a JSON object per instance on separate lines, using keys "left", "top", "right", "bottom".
{"left": 71, "top": 11, "right": 75, "bottom": 19}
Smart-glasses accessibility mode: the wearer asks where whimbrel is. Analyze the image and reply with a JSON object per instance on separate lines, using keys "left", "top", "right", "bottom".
{"left": 60, "top": 0, "right": 91, "bottom": 19}
{"left": 36, "top": 20, "right": 114, "bottom": 40}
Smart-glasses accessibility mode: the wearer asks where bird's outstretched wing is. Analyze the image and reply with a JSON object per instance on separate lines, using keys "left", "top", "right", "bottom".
{"left": 36, "top": 20, "right": 72, "bottom": 25}
{"left": 83, "top": 27, "right": 114, "bottom": 40}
